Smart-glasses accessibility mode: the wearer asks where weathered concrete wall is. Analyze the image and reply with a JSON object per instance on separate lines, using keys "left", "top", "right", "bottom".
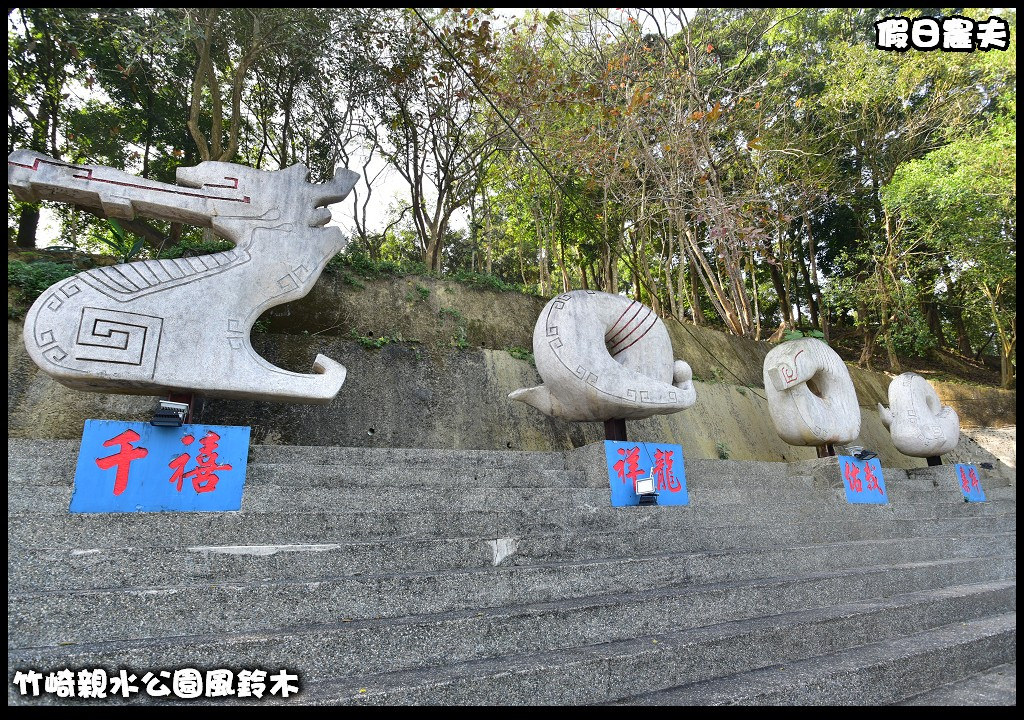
{"left": 6, "top": 273, "right": 1015, "bottom": 468}
{"left": 7, "top": 339, "right": 1013, "bottom": 472}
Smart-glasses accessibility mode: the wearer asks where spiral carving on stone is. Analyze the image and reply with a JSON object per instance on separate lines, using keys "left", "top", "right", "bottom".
{"left": 509, "top": 290, "right": 697, "bottom": 422}
{"left": 763, "top": 337, "right": 860, "bottom": 446}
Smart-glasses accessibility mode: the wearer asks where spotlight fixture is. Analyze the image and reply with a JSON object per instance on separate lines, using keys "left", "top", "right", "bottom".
{"left": 636, "top": 476, "right": 658, "bottom": 506}
{"left": 150, "top": 400, "right": 190, "bottom": 427}
{"left": 846, "top": 446, "right": 878, "bottom": 462}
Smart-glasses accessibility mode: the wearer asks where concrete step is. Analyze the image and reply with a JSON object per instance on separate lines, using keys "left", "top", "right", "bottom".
{"left": 8, "top": 498, "right": 1016, "bottom": 553}
{"left": 4, "top": 457, "right": 822, "bottom": 492}
{"left": 8, "top": 553, "right": 1014, "bottom": 648}
{"left": 6, "top": 437, "right": 1014, "bottom": 705}
{"left": 8, "top": 500, "right": 1017, "bottom": 551}
{"left": 9, "top": 480, "right": 1015, "bottom": 515}
{"left": 8, "top": 579, "right": 1013, "bottom": 694}
{"left": 895, "top": 661, "right": 1016, "bottom": 705}
{"left": 10, "top": 436, "right": 1014, "bottom": 479}
{"left": 8, "top": 529, "right": 1015, "bottom": 593}
{"left": 613, "top": 612, "right": 1016, "bottom": 705}
{"left": 281, "top": 595, "right": 1018, "bottom": 705}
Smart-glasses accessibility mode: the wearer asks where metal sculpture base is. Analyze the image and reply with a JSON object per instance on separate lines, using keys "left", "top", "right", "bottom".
{"left": 638, "top": 493, "right": 659, "bottom": 506}
{"left": 927, "top": 455, "right": 942, "bottom": 466}
{"left": 816, "top": 444, "right": 836, "bottom": 458}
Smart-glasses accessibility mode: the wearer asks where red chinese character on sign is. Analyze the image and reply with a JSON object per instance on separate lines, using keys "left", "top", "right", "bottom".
{"left": 168, "top": 434, "right": 196, "bottom": 492}
{"left": 167, "top": 431, "right": 232, "bottom": 494}
{"left": 969, "top": 467, "right": 980, "bottom": 490}
{"left": 844, "top": 461, "right": 862, "bottom": 493}
{"left": 95, "top": 429, "right": 148, "bottom": 496}
{"left": 614, "top": 446, "right": 645, "bottom": 490}
{"left": 960, "top": 466, "right": 971, "bottom": 494}
{"left": 651, "top": 449, "right": 681, "bottom": 492}
{"left": 864, "top": 462, "right": 883, "bottom": 495}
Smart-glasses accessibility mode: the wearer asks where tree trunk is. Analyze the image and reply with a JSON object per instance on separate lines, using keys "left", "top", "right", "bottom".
{"left": 1000, "top": 350, "right": 1014, "bottom": 389}
{"left": 950, "top": 304, "right": 973, "bottom": 357}
{"left": 768, "top": 262, "right": 793, "bottom": 328}
{"left": 802, "top": 211, "right": 822, "bottom": 330}
{"left": 16, "top": 205, "right": 40, "bottom": 248}
{"left": 796, "top": 235, "right": 818, "bottom": 329}
{"left": 947, "top": 276, "right": 973, "bottom": 356}
{"left": 877, "top": 269, "right": 902, "bottom": 373}
{"left": 858, "top": 300, "right": 875, "bottom": 370}
{"left": 689, "top": 262, "right": 702, "bottom": 326}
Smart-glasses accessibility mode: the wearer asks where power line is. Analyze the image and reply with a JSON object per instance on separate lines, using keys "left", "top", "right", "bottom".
{"left": 413, "top": 8, "right": 769, "bottom": 401}
{"left": 411, "top": 8, "right": 598, "bottom": 229}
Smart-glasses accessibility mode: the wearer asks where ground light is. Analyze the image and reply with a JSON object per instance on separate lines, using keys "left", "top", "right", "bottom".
{"left": 150, "top": 400, "right": 190, "bottom": 427}
{"left": 636, "top": 475, "right": 658, "bottom": 506}
{"left": 847, "top": 446, "right": 879, "bottom": 462}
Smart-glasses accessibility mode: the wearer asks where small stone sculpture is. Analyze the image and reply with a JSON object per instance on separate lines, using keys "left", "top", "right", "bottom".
{"left": 509, "top": 290, "right": 697, "bottom": 421}
{"left": 878, "top": 372, "right": 959, "bottom": 457}
{"left": 763, "top": 337, "right": 860, "bottom": 446}
{"left": 9, "top": 150, "right": 359, "bottom": 403}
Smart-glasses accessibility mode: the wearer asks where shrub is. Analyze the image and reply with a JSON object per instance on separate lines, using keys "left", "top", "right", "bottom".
{"left": 8, "top": 260, "right": 79, "bottom": 303}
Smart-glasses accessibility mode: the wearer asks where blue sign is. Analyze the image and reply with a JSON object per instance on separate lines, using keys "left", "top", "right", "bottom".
{"left": 954, "top": 463, "right": 986, "bottom": 502}
{"left": 837, "top": 455, "right": 887, "bottom": 504}
{"left": 71, "top": 419, "right": 250, "bottom": 513}
{"left": 604, "top": 441, "right": 689, "bottom": 507}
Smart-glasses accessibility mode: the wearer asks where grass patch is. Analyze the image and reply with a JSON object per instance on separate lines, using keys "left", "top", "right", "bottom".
{"left": 716, "top": 441, "right": 731, "bottom": 460}
{"left": 349, "top": 329, "right": 399, "bottom": 350}
{"left": 506, "top": 346, "right": 535, "bottom": 367}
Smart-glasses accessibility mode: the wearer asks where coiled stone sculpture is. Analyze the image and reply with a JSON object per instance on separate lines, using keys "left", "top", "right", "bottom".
{"left": 763, "top": 337, "right": 861, "bottom": 447}
{"left": 509, "top": 290, "right": 696, "bottom": 422}
{"left": 878, "top": 372, "right": 959, "bottom": 458}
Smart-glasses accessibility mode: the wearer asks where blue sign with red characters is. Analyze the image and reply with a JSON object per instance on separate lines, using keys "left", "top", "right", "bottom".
{"left": 954, "top": 463, "right": 986, "bottom": 502}
{"left": 837, "top": 455, "right": 888, "bottom": 504}
{"left": 71, "top": 419, "right": 250, "bottom": 513}
{"left": 604, "top": 441, "right": 689, "bottom": 506}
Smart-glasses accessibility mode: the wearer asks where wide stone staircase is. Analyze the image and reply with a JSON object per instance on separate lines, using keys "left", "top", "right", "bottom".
{"left": 7, "top": 438, "right": 1016, "bottom": 705}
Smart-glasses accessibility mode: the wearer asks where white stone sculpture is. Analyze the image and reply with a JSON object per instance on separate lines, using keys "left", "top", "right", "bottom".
{"left": 763, "top": 337, "right": 860, "bottom": 446}
{"left": 878, "top": 372, "right": 959, "bottom": 457}
{"left": 9, "top": 150, "right": 359, "bottom": 403}
{"left": 509, "top": 290, "right": 697, "bottom": 421}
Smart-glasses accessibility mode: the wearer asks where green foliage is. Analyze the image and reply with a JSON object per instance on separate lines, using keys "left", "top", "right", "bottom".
{"left": 716, "top": 442, "right": 731, "bottom": 460}
{"left": 405, "top": 284, "right": 431, "bottom": 303}
{"left": 91, "top": 219, "right": 145, "bottom": 263}
{"left": 157, "top": 235, "right": 234, "bottom": 259}
{"left": 8, "top": 261, "right": 79, "bottom": 303}
{"left": 886, "top": 310, "right": 936, "bottom": 360}
{"left": 449, "top": 269, "right": 536, "bottom": 295}
{"left": 326, "top": 248, "right": 427, "bottom": 281}
{"left": 781, "top": 328, "right": 826, "bottom": 343}
{"left": 349, "top": 328, "right": 400, "bottom": 350}
{"left": 439, "top": 307, "right": 471, "bottom": 349}
{"left": 452, "top": 325, "right": 471, "bottom": 350}
{"left": 438, "top": 307, "right": 464, "bottom": 323}
{"left": 506, "top": 346, "right": 535, "bottom": 367}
